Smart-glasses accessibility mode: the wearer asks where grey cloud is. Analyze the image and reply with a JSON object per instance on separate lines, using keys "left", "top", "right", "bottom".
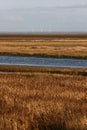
{"left": 0, "top": 7, "right": 87, "bottom": 33}
{"left": 0, "top": 0, "right": 87, "bottom": 32}
{"left": 0, "top": 0, "right": 87, "bottom": 9}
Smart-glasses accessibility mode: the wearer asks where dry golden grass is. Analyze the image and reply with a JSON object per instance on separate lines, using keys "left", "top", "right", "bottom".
{"left": 0, "top": 69, "right": 87, "bottom": 130}
{"left": 0, "top": 39, "right": 87, "bottom": 58}
{"left": 0, "top": 34, "right": 87, "bottom": 129}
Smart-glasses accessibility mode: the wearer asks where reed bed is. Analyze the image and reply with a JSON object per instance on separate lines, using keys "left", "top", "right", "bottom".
{"left": 0, "top": 38, "right": 87, "bottom": 58}
{"left": 0, "top": 34, "right": 87, "bottom": 129}
{"left": 0, "top": 69, "right": 87, "bottom": 130}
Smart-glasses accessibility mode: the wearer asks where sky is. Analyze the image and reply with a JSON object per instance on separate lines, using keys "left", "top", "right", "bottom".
{"left": 0, "top": 0, "right": 87, "bottom": 9}
{"left": 0, "top": 0, "right": 87, "bottom": 33}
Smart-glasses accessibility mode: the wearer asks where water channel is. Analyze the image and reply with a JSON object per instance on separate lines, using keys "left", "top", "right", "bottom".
{"left": 0, "top": 55, "right": 87, "bottom": 68}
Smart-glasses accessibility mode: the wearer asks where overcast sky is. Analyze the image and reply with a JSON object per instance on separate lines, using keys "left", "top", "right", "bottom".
{"left": 0, "top": 0, "right": 87, "bottom": 9}
{"left": 0, "top": 0, "right": 87, "bottom": 33}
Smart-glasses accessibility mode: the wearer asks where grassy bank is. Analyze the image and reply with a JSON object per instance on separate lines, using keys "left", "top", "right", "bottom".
{"left": 0, "top": 66, "right": 87, "bottom": 130}
{"left": 0, "top": 34, "right": 87, "bottom": 58}
{"left": 0, "top": 65, "right": 87, "bottom": 76}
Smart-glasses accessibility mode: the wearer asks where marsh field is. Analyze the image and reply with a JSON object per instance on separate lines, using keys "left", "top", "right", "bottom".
{"left": 0, "top": 34, "right": 87, "bottom": 130}
{"left": 0, "top": 34, "right": 87, "bottom": 58}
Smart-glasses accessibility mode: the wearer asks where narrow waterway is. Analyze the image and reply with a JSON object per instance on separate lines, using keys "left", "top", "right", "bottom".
{"left": 0, "top": 55, "right": 87, "bottom": 68}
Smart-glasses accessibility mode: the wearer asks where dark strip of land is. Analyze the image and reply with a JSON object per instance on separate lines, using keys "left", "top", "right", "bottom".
{"left": 0, "top": 34, "right": 87, "bottom": 41}
{"left": 0, "top": 65, "right": 87, "bottom": 76}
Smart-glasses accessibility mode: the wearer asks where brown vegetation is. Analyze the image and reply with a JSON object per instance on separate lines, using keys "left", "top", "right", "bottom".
{"left": 0, "top": 68, "right": 87, "bottom": 130}
{"left": 0, "top": 34, "right": 87, "bottom": 41}
{"left": 0, "top": 34, "right": 87, "bottom": 58}
{"left": 0, "top": 34, "right": 87, "bottom": 129}
{"left": 0, "top": 65, "right": 87, "bottom": 76}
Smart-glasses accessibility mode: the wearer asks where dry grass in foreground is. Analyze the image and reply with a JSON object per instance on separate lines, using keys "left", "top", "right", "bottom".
{"left": 0, "top": 70, "right": 87, "bottom": 130}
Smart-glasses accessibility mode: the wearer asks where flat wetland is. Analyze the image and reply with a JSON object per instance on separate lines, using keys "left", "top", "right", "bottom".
{"left": 0, "top": 34, "right": 87, "bottom": 58}
{"left": 0, "top": 34, "right": 87, "bottom": 130}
